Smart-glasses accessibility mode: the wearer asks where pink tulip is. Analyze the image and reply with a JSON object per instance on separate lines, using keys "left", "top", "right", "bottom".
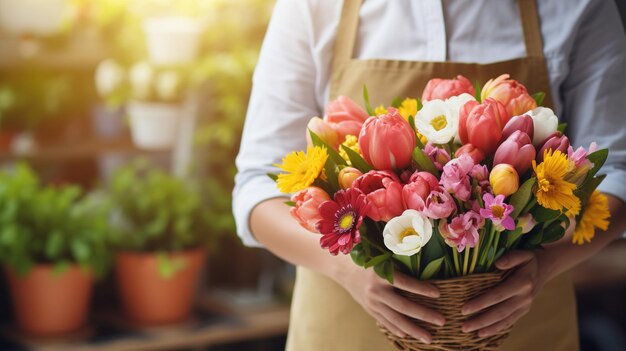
{"left": 439, "top": 211, "right": 484, "bottom": 252}
{"left": 424, "top": 142, "right": 451, "bottom": 171}
{"left": 352, "top": 170, "right": 404, "bottom": 222}
{"left": 338, "top": 167, "right": 363, "bottom": 189}
{"left": 501, "top": 114, "right": 534, "bottom": 141}
{"left": 306, "top": 117, "right": 340, "bottom": 149}
{"left": 441, "top": 154, "right": 475, "bottom": 201}
{"left": 358, "top": 108, "right": 416, "bottom": 170}
{"left": 455, "top": 144, "right": 485, "bottom": 164}
{"left": 537, "top": 132, "right": 570, "bottom": 162}
{"left": 290, "top": 187, "right": 331, "bottom": 232}
{"left": 481, "top": 74, "right": 537, "bottom": 118}
{"left": 422, "top": 186, "right": 457, "bottom": 219}
{"left": 459, "top": 98, "right": 510, "bottom": 155}
{"left": 422, "top": 75, "right": 475, "bottom": 102}
{"left": 402, "top": 171, "right": 440, "bottom": 211}
{"left": 494, "top": 130, "right": 536, "bottom": 174}
{"left": 324, "top": 96, "right": 370, "bottom": 139}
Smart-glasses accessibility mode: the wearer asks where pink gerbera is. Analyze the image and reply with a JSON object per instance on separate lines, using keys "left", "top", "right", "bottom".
{"left": 480, "top": 193, "right": 515, "bottom": 231}
{"left": 316, "top": 188, "right": 370, "bottom": 255}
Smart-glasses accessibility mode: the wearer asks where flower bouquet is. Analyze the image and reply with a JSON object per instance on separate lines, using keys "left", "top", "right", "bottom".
{"left": 269, "top": 74, "right": 610, "bottom": 350}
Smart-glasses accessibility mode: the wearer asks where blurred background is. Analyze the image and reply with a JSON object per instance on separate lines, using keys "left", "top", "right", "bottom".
{"left": 0, "top": 1, "right": 623, "bottom": 350}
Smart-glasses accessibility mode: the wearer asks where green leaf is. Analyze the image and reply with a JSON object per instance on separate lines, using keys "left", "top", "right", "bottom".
{"left": 374, "top": 260, "right": 394, "bottom": 284}
{"left": 531, "top": 206, "right": 561, "bottom": 222}
{"left": 474, "top": 80, "right": 483, "bottom": 102}
{"left": 557, "top": 123, "right": 567, "bottom": 133}
{"left": 542, "top": 221, "right": 566, "bottom": 244}
{"left": 584, "top": 149, "right": 609, "bottom": 182}
{"left": 523, "top": 227, "right": 543, "bottom": 249}
{"left": 393, "top": 254, "right": 413, "bottom": 273}
{"left": 363, "top": 85, "right": 375, "bottom": 116}
{"left": 505, "top": 227, "right": 524, "bottom": 249}
{"left": 267, "top": 173, "right": 278, "bottom": 181}
{"left": 324, "top": 159, "right": 340, "bottom": 193}
{"left": 509, "top": 178, "right": 536, "bottom": 219}
{"left": 351, "top": 243, "right": 366, "bottom": 266}
{"left": 71, "top": 240, "right": 91, "bottom": 262}
{"left": 419, "top": 257, "right": 444, "bottom": 280}
{"left": 284, "top": 201, "right": 296, "bottom": 207}
{"left": 53, "top": 261, "right": 70, "bottom": 277}
{"left": 157, "top": 253, "right": 187, "bottom": 279}
{"left": 309, "top": 129, "right": 347, "bottom": 167}
{"left": 364, "top": 253, "right": 391, "bottom": 268}
{"left": 341, "top": 145, "right": 372, "bottom": 173}
{"left": 412, "top": 147, "right": 439, "bottom": 176}
{"left": 532, "top": 92, "right": 545, "bottom": 106}
{"left": 391, "top": 97, "right": 403, "bottom": 108}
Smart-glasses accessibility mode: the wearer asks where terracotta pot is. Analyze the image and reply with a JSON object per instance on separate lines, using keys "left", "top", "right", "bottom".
{"left": 115, "top": 248, "right": 206, "bottom": 325}
{"left": 4, "top": 265, "right": 94, "bottom": 336}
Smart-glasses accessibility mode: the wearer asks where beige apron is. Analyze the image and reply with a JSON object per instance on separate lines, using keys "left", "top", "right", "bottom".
{"left": 285, "top": 0, "right": 579, "bottom": 350}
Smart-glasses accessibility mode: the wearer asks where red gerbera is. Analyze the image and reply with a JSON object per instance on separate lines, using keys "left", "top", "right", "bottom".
{"left": 316, "top": 188, "right": 370, "bottom": 255}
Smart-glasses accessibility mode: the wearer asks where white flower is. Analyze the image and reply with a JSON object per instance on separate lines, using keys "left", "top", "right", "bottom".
{"left": 383, "top": 210, "right": 432, "bottom": 256}
{"left": 95, "top": 59, "right": 125, "bottom": 97}
{"left": 129, "top": 61, "right": 154, "bottom": 100}
{"left": 527, "top": 107, "right": 558, "bottom": 146}
{"left": 155, "top": 71, "right": 182, "bottom": 101}
{"left": 415, "top": 99, "right": 458, "bottom": 144}
{"left": 445, "top": 93, "right": 476, "bottom": 144}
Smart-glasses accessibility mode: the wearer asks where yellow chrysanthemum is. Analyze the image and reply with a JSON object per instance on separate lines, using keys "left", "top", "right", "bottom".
{"left": 573, "top": 190, "right": 610, "bottom": 245}
{"left": 374, "top": 105, "right": 388, "bottom": 116}
{"left": 398, "top": 98, "right": 419, "bottom": 121}
{"left": 339, "top": 135, "right": 361, "bottom": 165}
{"left": 532, "top": 149, "right": 581, "bottom": 215}
{"left": 275, "top": 146, "right": 328, "bottom": 193}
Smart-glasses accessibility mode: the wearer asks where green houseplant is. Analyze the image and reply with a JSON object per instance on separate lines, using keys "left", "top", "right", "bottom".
{"left": 108, "top": 160, "right": 213, "bottom": 325}
{"left": 0, "top": 164, "right": 111, "bottom": 335}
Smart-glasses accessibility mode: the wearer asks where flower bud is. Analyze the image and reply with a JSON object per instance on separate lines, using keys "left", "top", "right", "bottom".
{"left": 455, "top": 143, "right": 485, "bottom": 164}
{"left": 501, "top": 114, "right": 534, "bottom": 141}
{"left": 537, "top": 132, "right": 570, "bottom": 162}
{"left": 338, "top": 167, "right": 363, "bottom": 189}
{"left": 494, "top": 130, "right": 536, "bottom": 174}
{"left": 489, "top": 164, "right": 519, "bottom": 197}
{"left": 359, "top": 108, "right": 416, "bottom": 170}
{"left": 306, "top": 117, "right": 340, "bottom": 149}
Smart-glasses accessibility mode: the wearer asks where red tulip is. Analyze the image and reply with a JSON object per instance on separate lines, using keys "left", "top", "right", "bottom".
{"left": 459, "top": 98, "right": 510, "bottom": 155}
{"left": 324, "top": 96, "right": 370, "bottom": 139}
{"left": 537, "top": 132, "right": 570, "bottom": 162}
{"left": 455, "top": 143, "right": 485, "bottom": 164}
{"left": 402, "top": 171, "right": 440, "bottom": 211}
{"left": 422, "top": 75, "right": 475, "bottom": 102}
{"left": 352, "top": 170, "right": 403, "bottom": 222}
{"left": 501, "top": 114, "right": 534, "bottom": 141}
{"left": 358, "top": 108, "right": 416, "bottom": 170}
{"left": 494, "top": 131, "right": 536, "bottom": 174}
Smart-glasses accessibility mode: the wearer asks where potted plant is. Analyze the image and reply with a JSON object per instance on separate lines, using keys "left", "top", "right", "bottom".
{"left": 108, "top": 161, "right": 213, "bottom": 325}
{"left": 0, "top": 164, "right": 111, "bottom": 336}
{"left": 126, "top": 61, "right": 188, "bottom": 150}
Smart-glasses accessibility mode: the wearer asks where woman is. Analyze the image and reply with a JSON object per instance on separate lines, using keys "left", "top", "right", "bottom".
{"left": 233, "top": 0, "right": 626, "bottom": 349}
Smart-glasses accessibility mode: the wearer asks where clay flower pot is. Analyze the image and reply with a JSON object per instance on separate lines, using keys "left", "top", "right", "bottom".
{"left": 115, "top": 248, "right": 206, "bottom": 326}
{"left": 4, "top": 265, "right": 94, "bottom": 336}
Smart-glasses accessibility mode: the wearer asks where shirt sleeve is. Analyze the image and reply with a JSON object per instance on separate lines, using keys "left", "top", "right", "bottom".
{"left": 559, "top": 0, "right": 626, "bottom": 203}
{"left": 232, "top": 0, "right": 324, "bottom": 247}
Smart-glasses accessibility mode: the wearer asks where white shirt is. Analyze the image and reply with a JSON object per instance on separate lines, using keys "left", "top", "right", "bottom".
{"left": 233, "top": 0, "right": 626, "bottom": 247}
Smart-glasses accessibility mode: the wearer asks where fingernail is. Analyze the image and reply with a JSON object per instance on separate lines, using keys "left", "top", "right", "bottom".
{"left": 436, "top": 318, "right": 445, "bottom": 327}
{"left": 462, "top": 325, "right": 472, "bottom": 333}
{"left": 461, "top": 307, "right": 471, "bottom": 315}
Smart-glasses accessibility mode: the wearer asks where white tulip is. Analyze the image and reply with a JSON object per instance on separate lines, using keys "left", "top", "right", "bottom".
{"left": 445, "top": 93, "right": 476, "bottom": 144}
{"left": 95, "top": 59, "right": 125, "bottom": 98}
{"left": 383, "top": 210, "right": 433, "bottom": 256}
{"left": 129, "top": 61, "right": 154, "bottom": 100}
{"left": 527, "top": 107, "right": 558, "bottom": 146}
{"left": 155, "top": 71, "right": 182, "bottom": 101}
{"left": 415, "top": 99, "right": 457, "bottom": 144}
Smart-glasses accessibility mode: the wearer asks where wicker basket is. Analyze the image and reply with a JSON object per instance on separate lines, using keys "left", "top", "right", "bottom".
{"left": 379, "top": 271, "right": 512, "bottom": 351}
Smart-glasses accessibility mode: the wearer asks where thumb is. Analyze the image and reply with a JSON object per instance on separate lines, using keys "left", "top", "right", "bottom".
{"left": 495, "top": 250, "right": 534, "bottom": 270}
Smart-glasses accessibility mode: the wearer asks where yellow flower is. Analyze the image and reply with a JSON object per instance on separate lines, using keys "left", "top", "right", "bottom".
{"left": 532, "top": 149, "right": 581, "bottom": 215}
{"left": 374, "top": 105, "right": 388, "bottom": 116}
{"left": 398, "top": 98, "right": 418, "bottom": 121}
{"left": 275, "top": 146, "right": 328, "bottom": 193}
{"left": 338, "top": 135, "right": 360, "bottom": 165}
{"left": 573, "top": 190, "right": 610, "bottom": 245}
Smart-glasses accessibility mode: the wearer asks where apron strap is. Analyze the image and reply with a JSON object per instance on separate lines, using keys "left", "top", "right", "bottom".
{"left": 332, "top": 0, "right": 544, "bottom": 66}
{"left": 518, "top": 0, "right": 545, "bottom": 58}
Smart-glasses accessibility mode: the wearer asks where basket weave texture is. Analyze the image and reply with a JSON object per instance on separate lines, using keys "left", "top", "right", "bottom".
{"left": 379, "top": 271, "right": 512, "bottom": 351}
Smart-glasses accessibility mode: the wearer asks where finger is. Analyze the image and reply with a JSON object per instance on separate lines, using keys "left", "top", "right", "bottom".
{"left": 393, "top": 272, "right": 440, "bottom": 298}
{"left": 462, "top": 296, "right": 527, "bottom": 333}
{"left": 477, "top": 308, "right": 527, "bottom": 338}
{"left": 462, "top": 271, "right": 532, "bottom": 315}
{"left": 373, "top": 311, "right": 406, "bottom": 338}
{"left": 380, "top": 289, "right": 445, "bottom": 326}
{"left": 495, "top": 250, "right": 534, "bottom": 270}
{"left": 380, "top": 306, "right": 433, "bottom": 344}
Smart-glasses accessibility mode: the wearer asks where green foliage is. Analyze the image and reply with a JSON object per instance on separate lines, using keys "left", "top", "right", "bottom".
{"left": 509, "top": 177, "right": 535, "bottom": 219}
{"left": 0, "top": 164, "right": 112, "bottom": 277}
{"left": 108, "top": 160, "right": 216, "bottom": 252}
{"left": 532, "top": 92, "right": 545, "bottom": 106}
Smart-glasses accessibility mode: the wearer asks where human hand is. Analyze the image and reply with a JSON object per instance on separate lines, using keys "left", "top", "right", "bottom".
{"left": 336, "top": 264, "right": 446, "bottom": 344}
{"left": 461, "top": 250, "right": 547, "bottom": 337}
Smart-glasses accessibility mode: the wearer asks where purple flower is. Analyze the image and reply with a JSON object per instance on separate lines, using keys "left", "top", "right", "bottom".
{"left": 480, "top": 193, "right": 515, "bottom": 231}
{"left": 424, "top": 142, "right": 451, "bottom": 171}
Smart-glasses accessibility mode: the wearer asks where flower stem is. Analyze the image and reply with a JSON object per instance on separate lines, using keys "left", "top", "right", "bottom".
{"left": 478, "top": 223, "right": 496, "bottom": 268}
{"left": 462, "top": 248, "right": 470, "bottom": 276}
{"left": 469, "top": 239, "right": 480, "bottom": 274}
{"left": 361, "top": 234, "right": 387, "bottom": 254}
{"left": 416, "top": 251, "right": 422, "bottom": 276}
{"left": 452, "top": 249, "right": 461, "bottom": 276}
{"left": 487, "top": 232, "right": 502, "bottom": 270}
